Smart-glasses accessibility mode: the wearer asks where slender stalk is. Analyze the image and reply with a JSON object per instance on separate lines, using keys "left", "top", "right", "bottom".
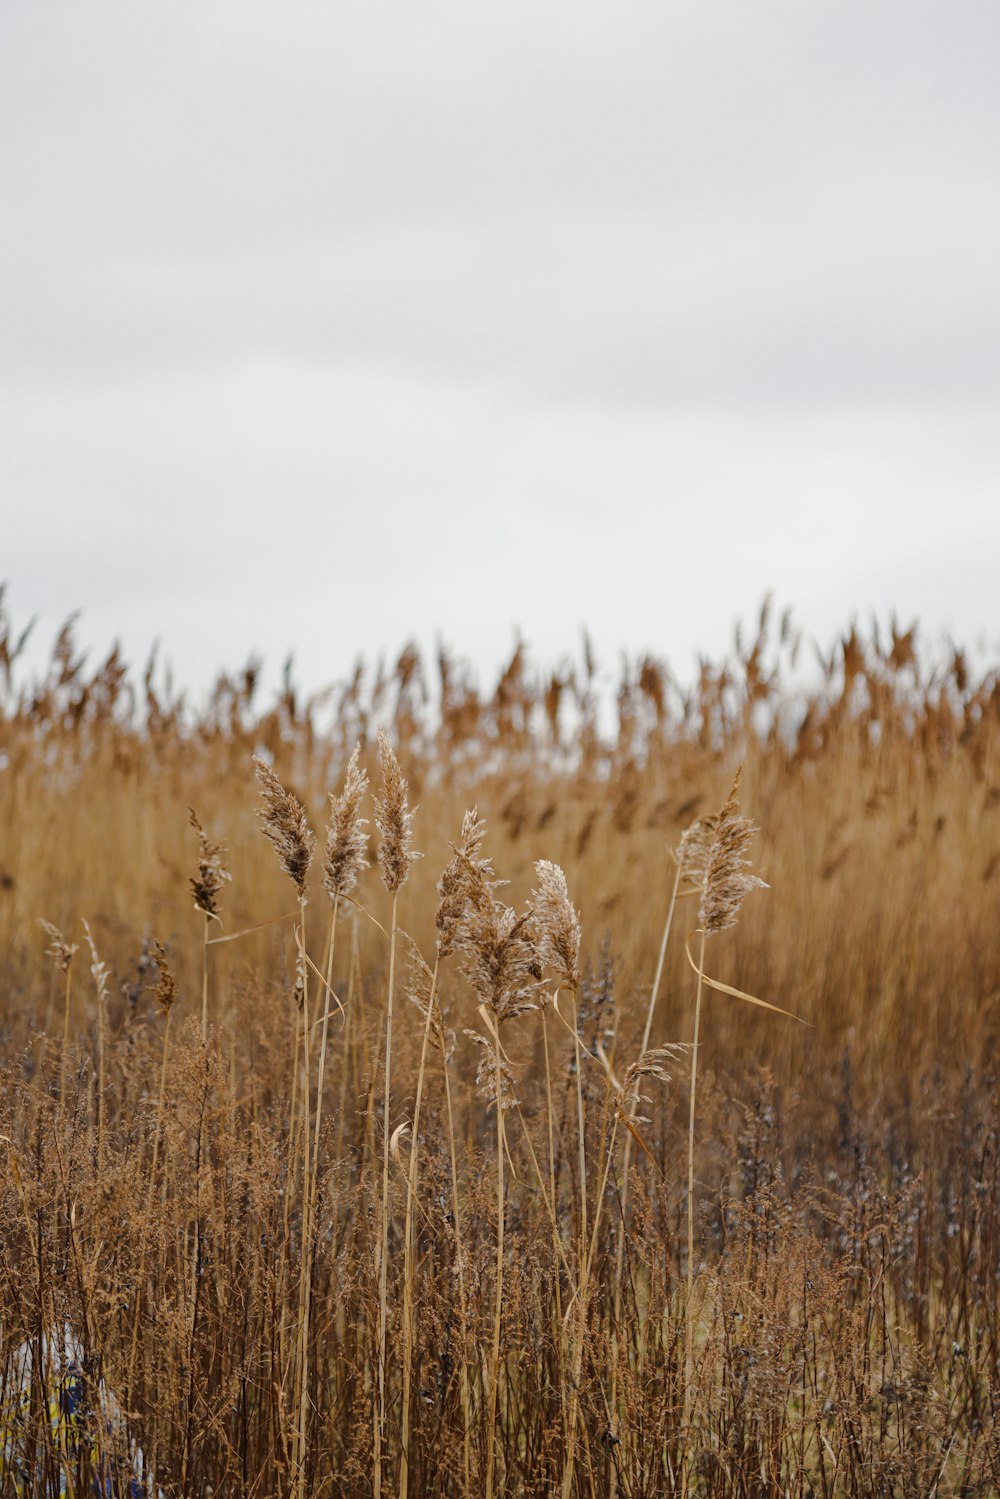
{"left": 485, "top": 1023, "right": 506, "bottom": 1499}
{"left": 59, "top": 963, "right": 73, "bottom": 1110}
{"left": 612, "top": 858, "right": 683, "bottom": 1400}
{"left": 536, "top": 1004, "right": 571, "bottom": 1457}
{"left": 440, "top": 1042, "right": 471, "bottom": 1498}
{"left": 563, "top": 1091, "right": 623, "bottom": 1497}
{"left": 127, "top": 1006, "right": 173, "bottom": 1398}
{"left": 312, "top": 893, "right": 340, "bottom": 1189}
{"left": 375, "top": 891, "right": 399, "bottom": 1499}
{"left": 684, "top": 926, "right": 707, "bottom": 1451}
{"left": 568, "top": 984, "right": 588, "bottom": 1267}
{"left": 200, "top": 911, "right": 210, "bottom": 1039}
{"left": 399, "top": 954, "right": 440, "bottom": 1499}
{"left": 294, "top": 896, "right": 311, "bottom": 1499}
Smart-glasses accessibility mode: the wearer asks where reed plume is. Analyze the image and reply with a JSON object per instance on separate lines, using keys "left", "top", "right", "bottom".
{"left": 435, "top": 806, "right": 490, "bottom": 959}
{"left": 188, "top": 808, "right": 231, "bottom": 919}
{"left": 189, "top": 809, "right": 230, "bottom": 1036}
{"left": 322, "top": 744, "right": 369, "bottom": 902}
{"left": 373, "top": 727, "right": 418, "bottom": 895}
{"left": 699, "top": 769, "right": 768, "bottom": 932}
{"left": 531, "top": 859, "right": 581, "bottom": 991}
{"left": 253, "top": 757, "right": 316, "bottom": 896}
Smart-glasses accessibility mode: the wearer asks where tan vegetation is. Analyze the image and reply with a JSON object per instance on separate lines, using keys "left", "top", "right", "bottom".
{"left": 0, "top": 592, "right": 999, "bottom": 1496}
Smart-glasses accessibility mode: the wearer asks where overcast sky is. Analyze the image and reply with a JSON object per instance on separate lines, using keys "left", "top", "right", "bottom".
{"left": 2, "top": 2, "right": 998, "bottom": 703}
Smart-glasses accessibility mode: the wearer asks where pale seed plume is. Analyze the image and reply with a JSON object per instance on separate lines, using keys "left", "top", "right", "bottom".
{"left": 617, "top": 1044, "right": 686, "bottom": 1122}
{"left": 699, "top": 768, "right": 768, "bottom": 934}
{"left": 81, "top": 919, "right": 110, "bottom": 1004}
{"left": 435, "top": 806, "right": 492, "bottom": 959}
{"left": 254, "top": 756, "right": 316, "bottom": 897}
{"left": 676, "top": 814, "right": 719, "bottom": 889}
{"left": 531, "top": 859, "right": 581, "bottom": 990}
{"left": 323, "top": 744, "right": 369, "bottom": 902}
{"left": 39, "top": 919, "right": 78, "bottom": 973}
{"left": 454, "top": 862, "right": 541, "bottom": 1025}
{"left": 374, "top": 727, "right": 419, "bottom": 895}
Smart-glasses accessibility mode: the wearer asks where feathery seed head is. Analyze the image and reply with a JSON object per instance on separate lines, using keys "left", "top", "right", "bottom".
{"left": 616, "top": 1044, "right": 686, "bottom": 1122}
{"left": 699, "top": 768, "right": 768, "bottom": 935}
{"left": 254, "top": 756, "right": 316, "bottom": 898}
{"left": 81, "top": 919, "right": 110, "bottom": 1003}
{"left": 435, "top": 806, "right": 492, "bottom": 958}
{"left": 455, "top": 876, "right": 541, "bottom": 1025}
{"left": 149, "top": 939, "right": 177, "bottom": 1014}
{"left": 323, "top": 744, "right": 369, "bottom": 902}
{"left": 676, "top": 814, "right": 718, "bottom": 888}
{"left": 531, "top": 859, "right": 581, "bottom": 990}
{"left": 39, "top": 920, "right": 77, "bottom": 973}
{"left": 463, "top": 1028, "right": 517, "bottom": 1112}
{"left": 374, "top": 727, "right": 418, "bottom": 895}
{"left": 189, "top": 808, "right": 232, "bottom": 919}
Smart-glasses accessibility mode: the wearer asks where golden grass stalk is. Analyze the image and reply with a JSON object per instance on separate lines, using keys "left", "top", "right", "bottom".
{"left": 611, "top": 816, "right": 709, "bottom": 1407}
{"left": 128, "top": 939, "right": 176, "bottom": 1399}
{"left": 400, "top": 809, "right": 481, "bottom": 1499}
{"left": 398, "top": 948, "right": 440, "bottom": 1499}
{"left": 40, "top": 920, "right": 78, "bottom": 1108}
{"left": 81, "top": 919, "right": 109, "bottom": 1165}
{"left": 373, "top": 727, "right": 418, "bottom": 1499}
{"left": 189, "top": 808, "right": 230, "bottom": 1038}
{"left": 253, "top": 756, "right": 316, "bottom": 1498}
{"left": 452, "top": 826, "right": 540, "bottom": 1499}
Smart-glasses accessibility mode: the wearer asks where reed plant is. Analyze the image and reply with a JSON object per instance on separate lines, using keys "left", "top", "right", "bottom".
{"left": 0, "top": 602, "right": 997, "bottom": 1496}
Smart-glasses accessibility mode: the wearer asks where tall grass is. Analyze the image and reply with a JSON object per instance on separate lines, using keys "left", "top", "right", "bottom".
{"left": 0, "top": 595, "right": 998, "bottom": 1495}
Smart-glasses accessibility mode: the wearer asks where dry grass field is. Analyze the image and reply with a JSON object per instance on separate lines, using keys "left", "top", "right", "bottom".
{"left": 1, "top": 594, "right": 999, "bottom": 1496}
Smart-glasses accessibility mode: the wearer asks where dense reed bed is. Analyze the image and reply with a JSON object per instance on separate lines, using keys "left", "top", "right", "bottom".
{"left": 1, "top": 594, "right": 998, "bottom": 1496}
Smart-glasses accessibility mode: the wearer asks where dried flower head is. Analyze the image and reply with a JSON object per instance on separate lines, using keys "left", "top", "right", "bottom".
{"left": 323, "top": 744, "right": 369, "bottom": 902}
{"left": 435, "top": 807, "right": 493, "bottom": 959}
{"left": 373, "top": 727, "right": 419, "bottom": 895}
{"left": 254, "top": 756, "right": 316, "bottom": 897}
{"left": 699, "top": 769, "right": 768, "bottom": 935}
{"left": 618, "top": 1045, "right": 686, "bottom": 1116}
{"left": 676, "top": 814, "right": 719, "bottom": 889}
{"left": 149, "top": 939, "right": 177, "bottom": 1013}
{"left": 39, "top": 920, "right": 77, "bottom": 973}
{"left": 81, "top": 919, "right": 110, "bottom": 1004}
{"left": 463, "top": 1028, "right": 517, "bottom": 1111}
{"left": 189, "top": 808, "right": 232, "bottom": 919}
{"left": 454, "top": 863, "right": 540, "bottom": 1025}
{"left": 531, "top": 860, "right": 581, "bottom": 990}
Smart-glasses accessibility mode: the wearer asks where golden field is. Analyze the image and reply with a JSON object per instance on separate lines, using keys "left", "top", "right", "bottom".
{"left": 0, "top": 595, "right": 998, "bottom": 1497}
